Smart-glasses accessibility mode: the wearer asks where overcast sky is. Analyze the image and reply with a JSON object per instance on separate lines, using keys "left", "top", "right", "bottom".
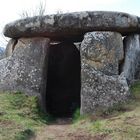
{"left": 0, "top": 0, "right": 140, "bottom": 47}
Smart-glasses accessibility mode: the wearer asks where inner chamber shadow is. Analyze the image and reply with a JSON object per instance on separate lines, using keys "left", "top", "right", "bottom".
{"left": 46, "top": 41, "right": 81, "bottom": 117}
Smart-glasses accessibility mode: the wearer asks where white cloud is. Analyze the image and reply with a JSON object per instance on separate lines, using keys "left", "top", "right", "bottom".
{"left": 82, "top": 0, "right": 124, "bottom": 5}
{"left": 0, "top": 0, "right": 139, "bottom": 47}
{"left": 46, "top": 0, "right": 127, "bottom": 14}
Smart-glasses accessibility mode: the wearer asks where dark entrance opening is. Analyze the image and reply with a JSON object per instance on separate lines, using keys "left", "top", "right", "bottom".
{"left": 46, "top": 41, "right": 81, "bottom": 117}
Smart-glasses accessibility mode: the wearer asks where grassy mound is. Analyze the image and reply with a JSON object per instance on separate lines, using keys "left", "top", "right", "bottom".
{"left": 72, "top": 82, "right": 140, "bottom": 140}
{"left": 1, "top": 82, "right": 140, "bottom": 140}
{"left": 0, "top": 92, "right": 51, "bottom": 140}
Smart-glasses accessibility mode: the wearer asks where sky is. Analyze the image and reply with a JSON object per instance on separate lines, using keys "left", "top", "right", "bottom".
{"left": 0, "top": 0, "right": 140, "bottom": 47}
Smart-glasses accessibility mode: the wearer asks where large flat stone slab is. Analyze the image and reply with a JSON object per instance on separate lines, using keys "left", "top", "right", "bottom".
{"left": 3, "top": 11, "right": 140, "bottom": 41}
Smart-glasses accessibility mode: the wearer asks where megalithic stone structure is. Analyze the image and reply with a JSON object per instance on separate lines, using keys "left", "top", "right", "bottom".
{"left": 0, "top": 11, "right": 140, "bottom": 115}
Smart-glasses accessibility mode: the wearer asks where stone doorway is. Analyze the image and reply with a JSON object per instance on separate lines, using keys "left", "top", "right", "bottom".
{"left": 46, "top": 41, "right": 81, "bottom": 117}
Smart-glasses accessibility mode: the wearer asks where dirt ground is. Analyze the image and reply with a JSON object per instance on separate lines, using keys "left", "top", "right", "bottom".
{"left": 31, "top": 118, "right": 107, "bottom": 140}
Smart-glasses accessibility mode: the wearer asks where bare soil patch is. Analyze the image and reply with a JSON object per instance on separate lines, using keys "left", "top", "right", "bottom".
{"left": 31, "top": 118, "right": 107, "bottom": 140}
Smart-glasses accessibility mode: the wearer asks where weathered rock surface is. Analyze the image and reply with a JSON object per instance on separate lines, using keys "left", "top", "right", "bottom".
{"left": 0, "top": 37, "right": 50, "bottom": 97}
{"left": 122, "top": 34, "right": 140, "bottom": 84}
{"left": 3, "top": 11, "right": 140, "bottom": 41}
{"left": 81, "top": 31, "right": 124, "bottom": 75}
{"left": 5, "top": 39, "right": 17, "bottom": 57}
{"left": 80, "top": 31, "right": 130, "bottom": 114}
{"left": 80, "top": 63, "right": 130, "bottom": 114}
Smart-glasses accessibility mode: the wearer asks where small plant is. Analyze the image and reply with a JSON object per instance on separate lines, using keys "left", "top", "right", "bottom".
{"left": 72, "top": 108, "right": 87, "bottom": 123}
{"left": 9, "top": 91, "right": 27, "bottom": 109}
{"left": 101, "top": 103, "right": 126, "bottom": 116}
{"left": 130, "top": 81, "right": 140, "bottom": 99}
{"left": 15, "top": 129, "right": 34, "bottom": 140}
{"left": 92, "top": 120, "right": 102, "bottom": 131}
{"left": 19, "top": 0, "right": 46, "bottom": 18}
{"left": 91, "top": 120, "right": 113, "bottom": 134}
{"left": 56, "top": 10, "right": 63, "bottom": 15}
{"left": 72, "top": 108, "right": 80, "bottom": 121}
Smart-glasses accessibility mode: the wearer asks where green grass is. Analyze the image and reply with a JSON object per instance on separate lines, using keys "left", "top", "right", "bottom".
{"left": 130, "top": 81, "right": 140, "bottom": 99}
{"left": 72, "top": 82, "right": 140, "bottom": 140}
{"left": 1, "top": 82, "right": 140, "bottom": 140}
{"left": 72, "top": 108, "right": 85, "bottom": 122}
{"left": 0, "top": 92, "right": 51, "bottom": 140}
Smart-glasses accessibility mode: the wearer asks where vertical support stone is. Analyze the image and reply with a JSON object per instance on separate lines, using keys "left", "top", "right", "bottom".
{"left": 0, "top": 37, "right": 50, "bottom": 99}
{"left": 80, "top": 31, "right": 130, "bottom": 115}
{"left": 81, "top": 32, "right": 124, "bottom": 75}
{"left": 122, "top": 34, "right": 140, "bottom": 84}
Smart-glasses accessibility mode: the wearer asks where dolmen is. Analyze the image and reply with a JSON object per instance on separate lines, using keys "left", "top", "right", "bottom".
{"left": 1, "top": 11, "right": 140, "bottom": 115}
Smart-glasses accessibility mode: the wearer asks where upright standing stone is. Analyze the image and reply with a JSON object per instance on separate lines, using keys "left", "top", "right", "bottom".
{"left": 80, "top": 31, "right": 130, "bottom": 115}
{"left": 122, "top": 35, "right": 140, "bottom": 84}
{"left": 5, "top": 39, "right": 17, "bottom": 57}
{"left": 81, "top": 31, "right": 124, "bottom": 75}
{"left": 0, "top": 37, "right": 50, "bottom": 97}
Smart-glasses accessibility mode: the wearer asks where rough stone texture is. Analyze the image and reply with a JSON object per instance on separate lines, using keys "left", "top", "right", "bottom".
{"left": 122, "top": 34, "right": 140, "bottom": 84}
{"left": 5, "top": 39, "right": 17, "bottom": 57}
{"left": 80, "top": 31, "right": 130, "bottom": 114}
{"left": 80, "top": 63, "right": 130, "bottom": 114}
{"left": 0, "top": 37, "right": 50, "bottom": 97}
{"left": 81, "top": 31, "right": 124, "bottom": 76}
{"left": 3, "top": 11, "right": 140, "bottom": 41}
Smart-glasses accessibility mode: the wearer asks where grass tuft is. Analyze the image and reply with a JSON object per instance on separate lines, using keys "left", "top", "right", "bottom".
{"left": 15, "top": 129, "right": 34, "bottom": 140}
{"left": 72, "top": 108, "right": 88, "bottom": 123}
{"left": 130, "top": 81, "right": 140, "bottom": 99}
